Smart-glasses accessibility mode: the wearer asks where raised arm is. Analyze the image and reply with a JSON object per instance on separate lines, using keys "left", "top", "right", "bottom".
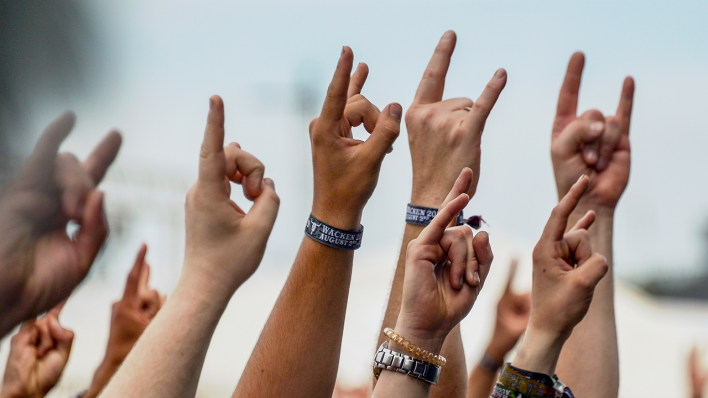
{"left": 1, "top": 302, "right": 73, "bottom": 398}
{"left": 373, "top": 171, "right": 492, "bottom": 398}
{"left": 233, "top": 47, "right": 401, "bottom": 398}
{"left": 492, "top": 176, "right": 608, "bottom": 397}
{"left": 0, "top": 114, "right": 120, "bottom": 337}
{"left": 82, "top": 244, "right": 164, "bottom": 398}
{"left": 377, "top": 30, "right": 506, "bottom": 398}
{"left": 98, "top": 96, "right": 280, "bottom": 398}
{"left": 467, "top": 260, "right": 530, "bottom": 398}
{"left": 550, "top": 52, "right": 634, "bottom": 397}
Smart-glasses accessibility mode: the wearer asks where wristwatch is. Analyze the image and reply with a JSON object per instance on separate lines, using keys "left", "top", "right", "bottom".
{"left": 372, "top": 341, "right": 441, "bottom": 385}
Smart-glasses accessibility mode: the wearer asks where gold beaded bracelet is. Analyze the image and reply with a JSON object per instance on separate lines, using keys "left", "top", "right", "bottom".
{"left": 383, "top": 327, "right": 447, "bottom": 367}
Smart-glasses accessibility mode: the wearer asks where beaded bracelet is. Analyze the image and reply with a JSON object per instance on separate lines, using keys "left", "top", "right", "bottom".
{"left": 383, "top": 327, "right": 447, "bottom": 367}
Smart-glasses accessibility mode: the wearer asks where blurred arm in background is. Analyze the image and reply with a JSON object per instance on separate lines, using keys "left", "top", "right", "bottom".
{"left": 498, "top": 176, "right": 608, "bottom": 397}
{"left": 690, "top": 346, "right": 707, "bottom": 398}
{"left": 0, "top": 113, "right": 121, "bottom": 338}
{"left": 467, "top": 259, "right": 530, "bottom": 398}
{"left": 233, "top": 47, "right": 400, "bottom": 398}
{"left": 376, "top": 30, "right": 506, "bottom": 398}
{"left": 81, "top": 244, "right": 164, "bottom": 398}
{"left": 550, "top": 52, "right": 635, "bottom": 397}
{"left": 373, "top": 172, "right": 492, "bottom": 398}
{"left": 98, "top": 96, "right": 280, "bottom": 398}
{"left": 1, "top": 302, "right": 74, "bottom": 398}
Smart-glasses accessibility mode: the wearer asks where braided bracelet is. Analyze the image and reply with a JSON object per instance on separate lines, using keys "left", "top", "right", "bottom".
{"left": 383, "top": 327, "right": 447, "bottom": 367}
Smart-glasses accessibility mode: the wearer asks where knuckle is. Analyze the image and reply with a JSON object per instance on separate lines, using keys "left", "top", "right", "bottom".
{"left": 473, "top": 100, "right": 490, "bottom": 116}
{"left": 422, "top": 67, "right": 441, "bottom": 82}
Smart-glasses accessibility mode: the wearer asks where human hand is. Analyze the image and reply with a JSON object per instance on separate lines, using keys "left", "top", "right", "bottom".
{"left": 309, "top": 47, "right": 401, "bottom": 230}
{"left": 405, "top": 31, "right": 506, "bottom": 207}
{"left": 182, "top": 96, "right": 280, "bottom": 298}
{"left": 1, "top": 303, "right": 74, "bottom": 398}
{"left": 0, "top": 112, "right": 120, "bottom": 335}
{"left": 551, "top": 52, "right": 635, "bottom": 214}
{"left": 104, "top": 244, "right": 164, "bottom": 365}
{"left": 690, "top": 346, "right": 708, "bottom": 398}
{"left": 486, "top": 259, "right": 531, "bottom": 363}
{"left": 395, "top": 169, "right": 493, "bottom": 352}
{"left": 513, "top": 175, "right": 608, "bottom": 375}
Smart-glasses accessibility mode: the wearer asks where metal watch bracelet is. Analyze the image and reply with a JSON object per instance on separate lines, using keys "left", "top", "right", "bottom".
{"left": 372, "top": 341, "right": 441, "bottom": 385}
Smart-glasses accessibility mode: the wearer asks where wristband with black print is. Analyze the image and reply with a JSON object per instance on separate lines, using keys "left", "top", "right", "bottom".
{"left": 305, "top": 213, "right": 363, "bottom": 250}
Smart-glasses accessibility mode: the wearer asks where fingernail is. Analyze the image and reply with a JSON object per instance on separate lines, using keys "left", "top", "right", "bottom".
{"left": 264, "top": 178, "right": 275, "bottom": 190}
{"left": 473, "top": 271, "right": 481, "bottom": 285}
{"left": 495, "top": 69, "right": 506, "bottom": 79}
{"left": 599, "top": 254, "right": 608, "bottom": 263}
{"left": 590, "top": 121, "right": 603, "bottom": 134}
{"left": 443, "top": 31, "right": 454, "bottom": 39}
{"left": 576, "top": 174, "right": 586, "bottom": 183}
{"left": 389, "top": 103, "right": 402, "bottom": 122}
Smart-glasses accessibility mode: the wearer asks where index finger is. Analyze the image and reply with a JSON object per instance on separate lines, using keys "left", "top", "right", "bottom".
{"left": 505, "top": 258, "right": 519, "bottom": 292}
{"left": 49, "top": 299, "right": 67, "bottom": 318}
{"left": 319, "top": 46, "right": 354, "bottom": 131}
{"left": 554, "top": 52, "right": 584, "bottom": 133}
{"left": 124, "top": 243, "right": 148, "bottom": 299}
{"left": 23, "top": 111, "right": 75, "bottom": 182}
{"left": 347, "top": 62, "right": 369, "bottom": 98}
{"left": 83, "top": 130, "right": 122, "bottom": 184}
{"left": 418, "top": 193, "right": 469, "bottom": 244}
{"left": 199, "top": 95, "right": 227, "bottom": 185}
{"left": 541, "top": 175, "right": 589, "bottom": 242}
{"left": 413, "top": 31, "right": 456, "bottom": 105}
{"left": 616, "top": 76, "right": 635, "bottom": 136}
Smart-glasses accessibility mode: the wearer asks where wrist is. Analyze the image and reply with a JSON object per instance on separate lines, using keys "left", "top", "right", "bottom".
{"left": 485, "top": 340, "right": 510, "bottom": 365}
{"left": 311, "top": 203, "right": 362, "bottom": 231}
{"left": 388, "top": 322, "right": 446, "bottom": 358}
{"left": 410, "top": 188, "right": 447, "bottom": 209}
{"left": 511, "top": 326, "right": 566, "bottom": 376}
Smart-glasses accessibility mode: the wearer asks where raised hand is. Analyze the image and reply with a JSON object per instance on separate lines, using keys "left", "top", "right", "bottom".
{"left": 551, "top": 52, "right": 635, "bottom": 213}
{"left": 0, "top": 112, "right": 120, "bottom": 336}
{"left": 406, "top": 31, "right": 506, "bottom": 206}
{"left": 183, "top": 96, "right": 280, "bottom": 297}
{"left": 309, "top": 47, "right": 401, "bottom": 230}
{"left": 1, "top": 302, "right": 74, "bottom": 398}
{"left": 396, "top": 170, "right": 493, "bottom": 352}
{"left": 486, "top": 259, "right": 531, "bottom": 363}
{"left": 512, "top": 176, "right": 608, "bottom": 376}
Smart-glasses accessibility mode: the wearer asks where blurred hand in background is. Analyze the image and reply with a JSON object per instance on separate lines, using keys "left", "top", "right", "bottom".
{"left": 81, "top": 243, "right": 164, "bottom": 398}
{"left": 690, "top": 346, "right": 708, "bottom": 398}
{"left": 1, "top": 302, "right": 74, "bottom": 398}
{"left": 0, "top": 112, "right": 121, "bottom": 337}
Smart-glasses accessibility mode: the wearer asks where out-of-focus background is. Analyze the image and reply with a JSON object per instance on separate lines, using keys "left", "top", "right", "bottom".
{"left": 1, "top": 1, "right": 707, "bottom": 396}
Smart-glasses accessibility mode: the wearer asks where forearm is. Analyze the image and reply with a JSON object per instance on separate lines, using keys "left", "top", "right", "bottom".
{"left": 377, "top": 224, "right": 468, "bottom": 397}
{"left": 467, "top": 345, "right": 506, "bottom": 398}
{"left": 556, "top": 211, "right": 618, "bottom": 396}
{"left": 99, "top": 273, "right": 229, "bottom": 398}
{"left": 233, "top": 237, "right": 355, "bottom": 398}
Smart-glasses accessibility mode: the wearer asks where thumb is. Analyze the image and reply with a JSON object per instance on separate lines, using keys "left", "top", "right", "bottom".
{"left": 75, "top": 190, "right": 108, "bottom": 276}
{"left": 363, "top": 103, "right": 401, "bottom": 161}
{"left": 245, "top": 178, "right": 280, "bottom": 235}
{"left": 575, "top": 253, "right": 609, "bottom": 291}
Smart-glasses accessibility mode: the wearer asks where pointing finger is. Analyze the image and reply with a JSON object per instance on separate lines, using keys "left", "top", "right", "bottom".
{"left": 199, "top": 95, "right": 227, "bottom": 186}
{"left": 419, "top": 192, "right": 469, "bottom": 245}
{"left": 22, "top": 111, "right": 75, "bottom": 184}
{"left": 318, "top": 47, "right": 354, "bottom": 133}
{"left": 124, "top": 243, "right": 147, "bottom": 300}
{"left": 413, "top": 31, "right": 456, "bottom": 105}
{"left": 553, "top": 52, "right": 584, "bottom": 135}
{"left": 465, "top": 68, "right": 507, "bottom": 134}
{"left": 617, "top": 76, "right": 635, "bottom": 136}
{"left": 542, "top": 175, "right": 589, "bottom": 242}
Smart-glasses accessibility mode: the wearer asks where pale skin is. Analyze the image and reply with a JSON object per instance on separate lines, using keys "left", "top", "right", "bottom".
{"left": 98, "top": 95, "right": 280, "bottom": 398}
{"left": 551, "top": 52, "right": 634, "bottom": 397}
{"left": 690, "top": 346, "right": 707, "bottom": 398}
{"left": 467, "top": 259, "right": 530, "bottom": 398}
{"left": 1, "top": 302, "right": 73, "bottom": 398}
{"left": 0, "top": 113, "right": 121, "bottom": 338}
{"left": 377, "top": 30, "right": 505, "bottom": 398}
{"left": 81, "top": 244, "right": 165, "bottom": 398}
{"left": 512, "top": 176, "right": 608, "bottom": 378}
{"left": 233, "top": 47, "right": 401, "bottom": 398}
{"left": 373, "top": 171, "right": 492, "bottom": 398}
